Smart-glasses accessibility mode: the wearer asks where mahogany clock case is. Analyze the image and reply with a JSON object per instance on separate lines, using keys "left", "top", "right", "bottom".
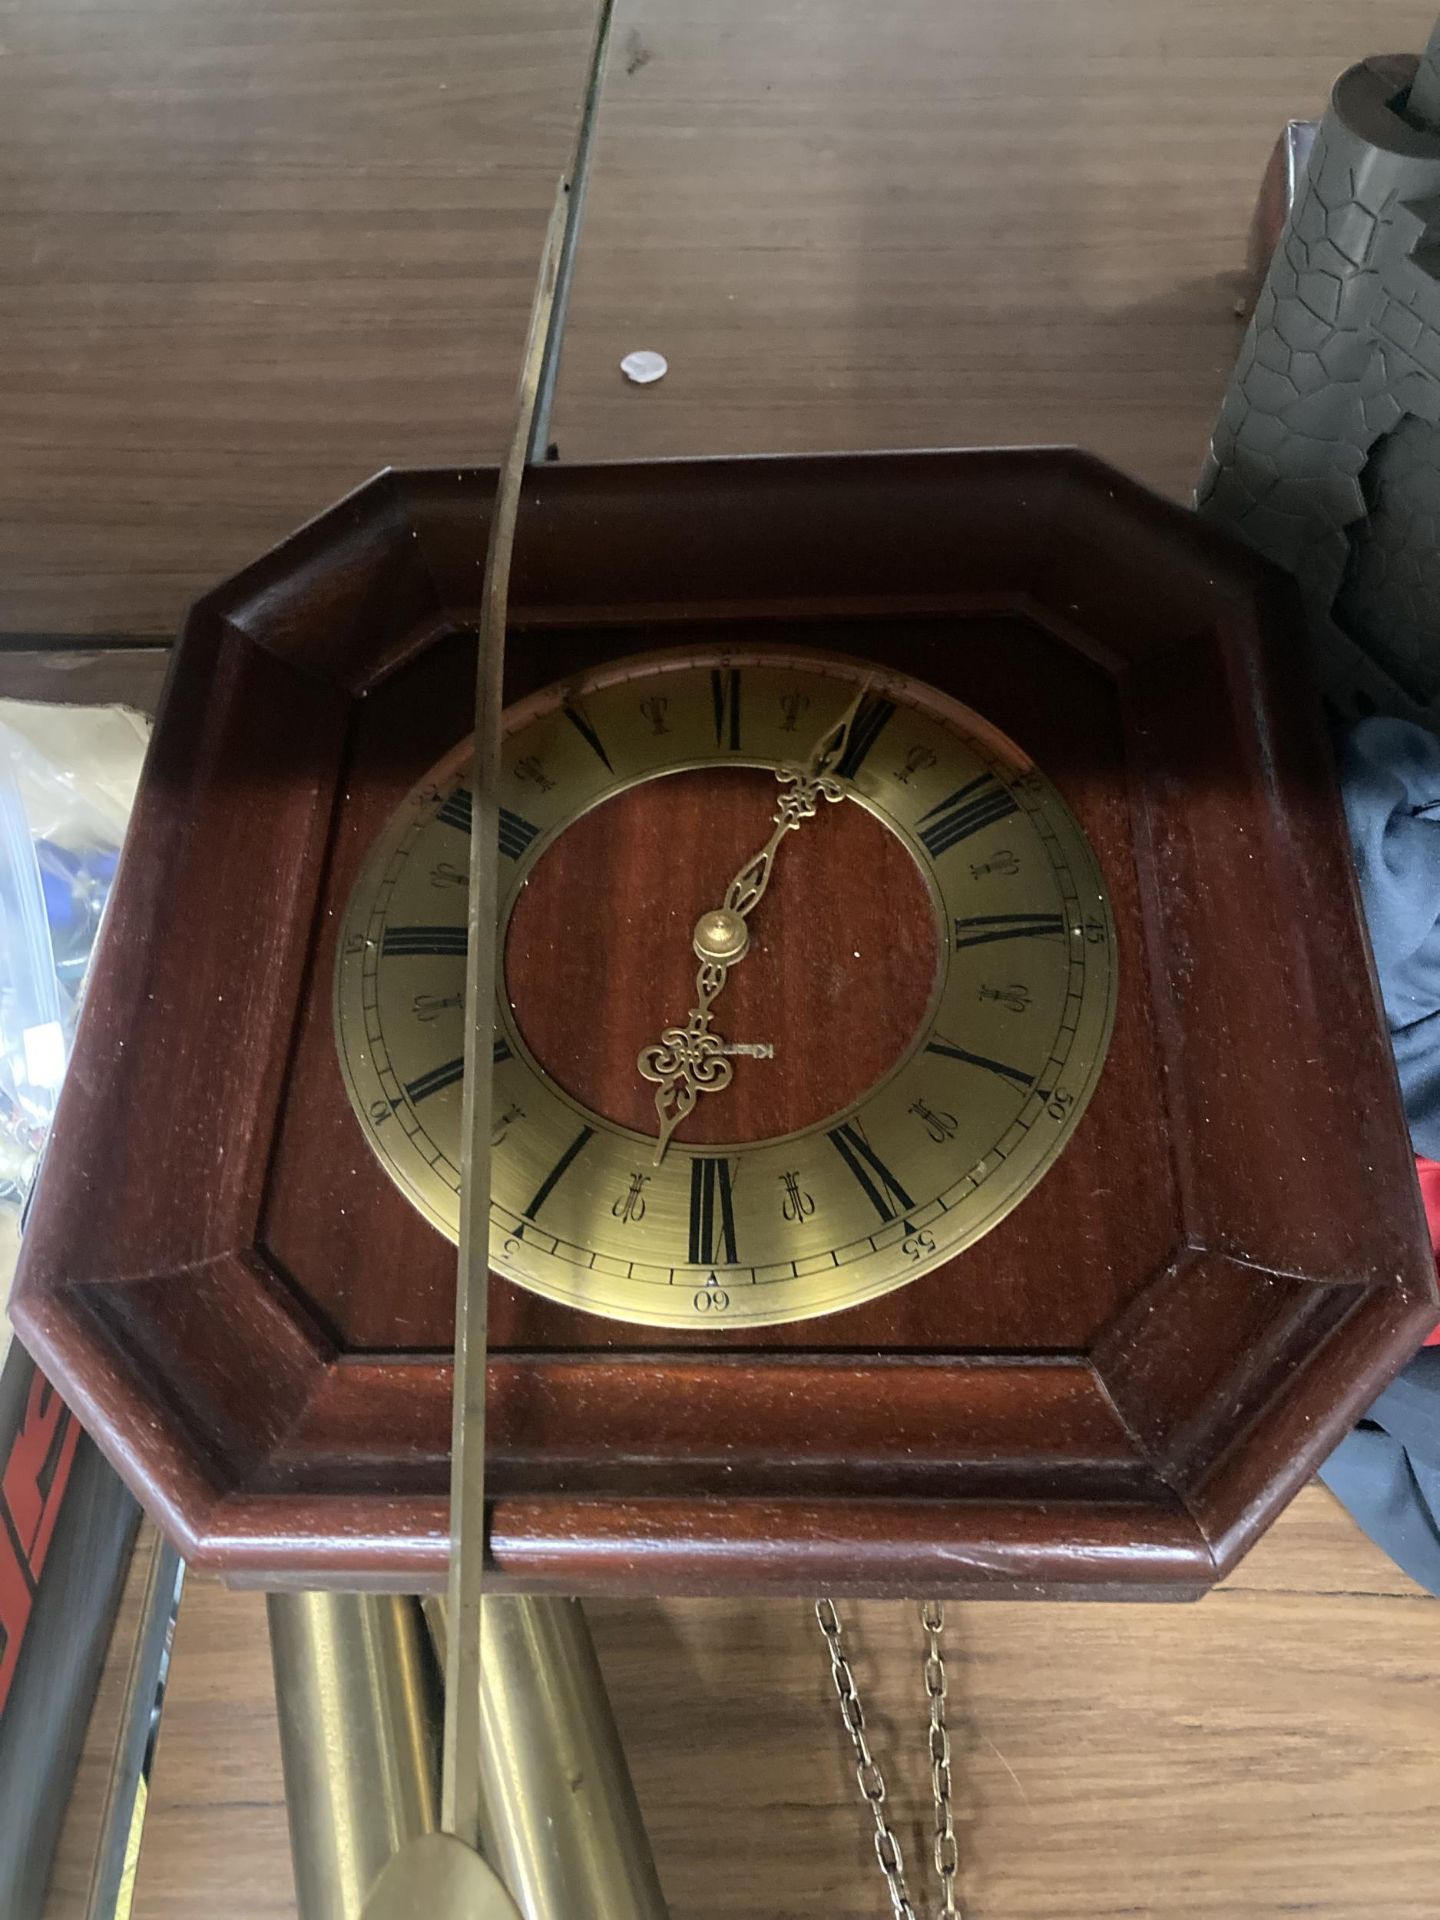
{"left": 11, "top": 450, "right": 1435, "bottom": 1597}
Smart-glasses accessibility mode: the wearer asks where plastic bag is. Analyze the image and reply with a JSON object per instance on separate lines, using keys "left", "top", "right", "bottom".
{"left": 0, "top": 706, "right": 147, "bottom": 1212}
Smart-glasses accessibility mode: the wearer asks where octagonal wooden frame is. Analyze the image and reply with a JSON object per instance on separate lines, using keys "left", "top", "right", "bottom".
{"left": 12, "top": 450, "right": 1435, "bottom": 1597}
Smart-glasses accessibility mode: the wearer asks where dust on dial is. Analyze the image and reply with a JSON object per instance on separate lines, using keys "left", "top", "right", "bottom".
{"left": 333, "top": 648, "right": 1116, "bottom": 1328}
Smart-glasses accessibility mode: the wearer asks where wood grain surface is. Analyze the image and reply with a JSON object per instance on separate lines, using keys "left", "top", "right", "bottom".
{"left": 548, "top": 0, "right": 1440, "bottom": 499}
{"left": 0, "top": 0, "right": 597, "bottom": 637}
{"left": 123, "top": 1486, "right": 1440, "bottom": 1920}
{"left": 505, "top": 763, "right": 940, "bottom": 1143}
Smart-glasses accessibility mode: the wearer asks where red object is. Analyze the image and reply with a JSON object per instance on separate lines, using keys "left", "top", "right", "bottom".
{"left": 0, "top": 1372, "right": 80, "bottom": 1715}
{"left": 1419, "top": 1157, "right": 1440, "bottom": 1345}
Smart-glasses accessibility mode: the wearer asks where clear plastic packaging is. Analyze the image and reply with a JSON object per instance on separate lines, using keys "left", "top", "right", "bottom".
{"left": 0, "top": 709, "right": 145, "bottom": 1215}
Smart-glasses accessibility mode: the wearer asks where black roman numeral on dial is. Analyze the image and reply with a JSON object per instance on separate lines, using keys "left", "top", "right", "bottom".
{"left": 916, "top": 774, "right": 1018, "bottom": 858}
{"left": 953, "top": 912, "right": 1064, "bottom": 950}
{"left": 833, "top": 695, "right": 896, "bottom": 780}
{"left": 399, "top": 1038, "right": 508, "bottom": 1106}
{"left": 383, "top": 925, "right": 467, "bottom": 957}
{"left": 522, "top": 1126, "right": 595, "bottom": 1223}
{"left": 436, "top": 788, "right": 539, "bottom": 862}
{"left": 827, "top": 1122, "right": 915, "bottom": 1225}
{"left": 437, "top": 788, "right": 472, "bottom": 835}
{"left": 405, "top": 1057, "right": 464, "bottom": 1103}
{"left": 439, "top": 787, "right": 541, "bottom": 864}
{"left": 688, "top": 1156, "right": 738, "bottom": 1265}
{"left": 927, "top": 1035, "right": 1032, "bottom": 1088}
{"left": 710, "top": 668, "right": 741, "bottom": 750}
{"left": 562, "top": 703, "right": 614, "bottom": 772}
{"left": 498, "top": 807, "right": 540, "bottom": 860}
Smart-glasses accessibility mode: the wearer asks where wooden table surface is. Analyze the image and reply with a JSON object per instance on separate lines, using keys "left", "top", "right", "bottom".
{"left": 8, "top": 0, "right": 1439, "bottom": 1915}
{"left": 129, "top": 1493, "right": 1440, "bottom": 1920}
{"left": 547, "top": 0, "right": 1440, "bottom": 497}
{"left": 0, "top": 0, "right": 599, "bottom": 637}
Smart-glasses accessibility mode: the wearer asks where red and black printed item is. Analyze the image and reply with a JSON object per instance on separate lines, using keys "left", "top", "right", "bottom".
{"left": 0, "top": 1345, "right": 136, "bottom": 1918}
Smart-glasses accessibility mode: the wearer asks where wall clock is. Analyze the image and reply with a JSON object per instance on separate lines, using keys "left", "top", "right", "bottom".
{"left": 12, "top": 450, "right": 1435, "bottom": 1597}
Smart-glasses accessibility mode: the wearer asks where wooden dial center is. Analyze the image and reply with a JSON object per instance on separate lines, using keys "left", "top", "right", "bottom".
{"left": 502, "top": 765, "right": 940, "bottom": 1145}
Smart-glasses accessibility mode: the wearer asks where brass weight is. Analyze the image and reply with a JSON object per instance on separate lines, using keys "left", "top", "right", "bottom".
{"left": 268, "top": 1592, "right": 668, "bottom": 1920}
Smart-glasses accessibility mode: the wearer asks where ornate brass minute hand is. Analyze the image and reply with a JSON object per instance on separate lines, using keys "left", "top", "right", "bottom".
{"left": 637, "top": 683, "right": 871, "bottom": 1163}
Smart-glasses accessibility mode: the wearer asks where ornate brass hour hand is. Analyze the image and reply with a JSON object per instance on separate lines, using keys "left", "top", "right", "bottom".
{"left": 636, "top": 684, "right": 871, "bottom": 1163}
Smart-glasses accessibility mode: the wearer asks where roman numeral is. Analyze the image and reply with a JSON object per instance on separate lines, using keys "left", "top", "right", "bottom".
{"left": 437, "top": 788, "right": 472, "bottom": 835}
{"left": 833, "top": 695, "right": 896, "bottom": 780}
{"left": 522, "top": 1126, "right": 595, "bottom": 1222}
{"left": 498, "top": 807, "right": 540, "bottom": 860}
{"left": 382, "top": 925, "right": 467, "bottom": 957}
{"left": 562, "top": 702, "right": 614, "bottom": 772}
{"left": 952, "top": 912, "right": 1064, "bottom": 950}
{"left": 915, "top": 774, "right": 1017, "bottom": 858}
{"left": 400, "top": 1037, "right": 509, "bottom": 1105}
{"left": 688, "top": 1156, "right": 739, "bottom": 1265}
{"left": 927, "top": 1035, "right": 1033, "bottom": 1088}
{"left": 827, "top": 1122, "right": 915, "bottom": 1225}
{"left": 436, "top": 785, "right": 536, "bottom": 857}
{"left": 405, "top": 1057, "right": 464, "bottom": 1103}
{"left": 710, "top": 668, "right": 741, "bottom": 750}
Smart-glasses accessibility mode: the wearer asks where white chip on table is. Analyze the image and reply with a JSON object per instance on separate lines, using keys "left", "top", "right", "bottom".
{"left": 620, "top": 349, "right": 668, "bottom": 385}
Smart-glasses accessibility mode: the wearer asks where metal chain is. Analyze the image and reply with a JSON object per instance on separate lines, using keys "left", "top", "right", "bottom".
{"left": 921, "top": 1601, "right": 960, "bottom": 1918}
{"left": 815, "top": 1599, "right": 964, "bottom": 1920}
{"left": 815, "top": 1598, "right": 919, "bottom": 1919}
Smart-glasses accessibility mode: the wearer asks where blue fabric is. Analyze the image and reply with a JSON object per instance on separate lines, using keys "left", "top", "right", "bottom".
{"left": 1337, "top": 717, "right": 1440, "bottom": 1158}
{"left": 1318, "top": 1351, "right": 1440, "bottom": 1596}
{"left": 1323, "top": 719, "right": 1440, "bottom": 1595}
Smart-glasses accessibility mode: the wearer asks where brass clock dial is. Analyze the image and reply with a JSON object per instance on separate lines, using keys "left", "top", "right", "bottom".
{"left": 334, "top": 649, "right": 1116, "bottom": 1328}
